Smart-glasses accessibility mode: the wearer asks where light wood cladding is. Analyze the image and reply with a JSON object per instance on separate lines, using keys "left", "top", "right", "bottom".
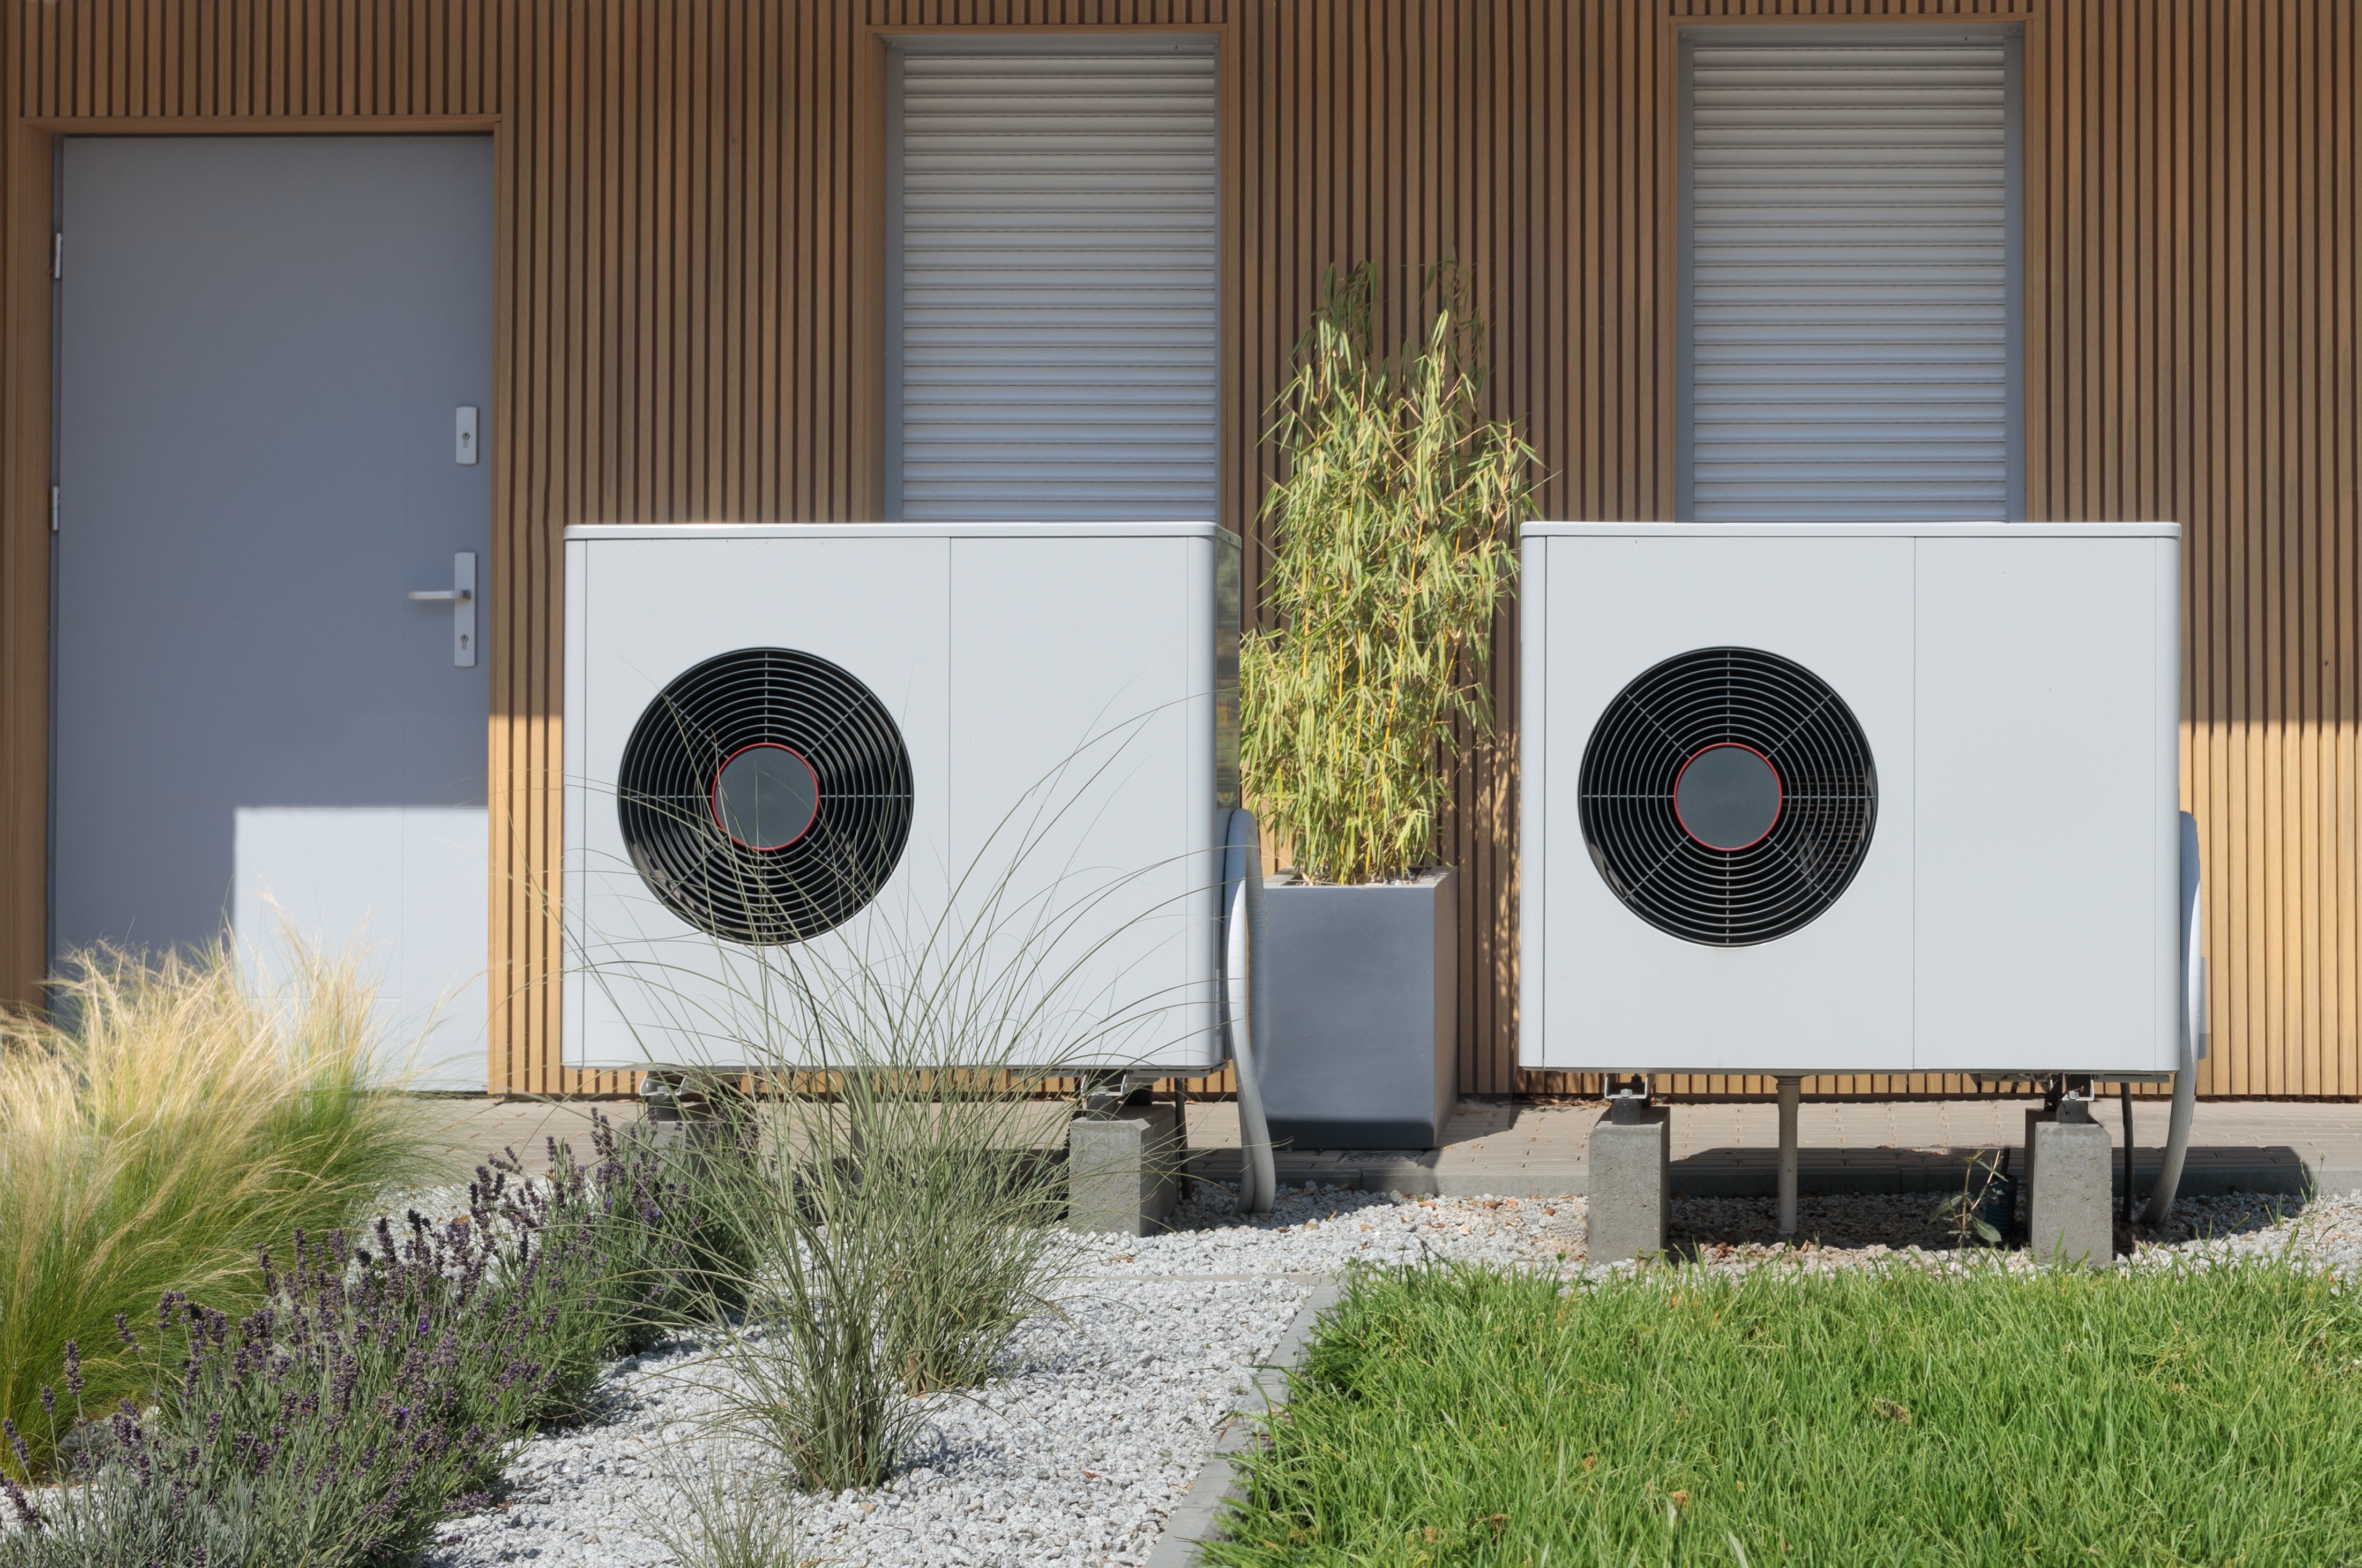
{"left": 1231, "top": 1, "right": 1673, "bottom": 1098}
{"left": 2027, "top": 0, "right": 2361, "bottom": 1099}
{"left": 11, "top": 0, "right": 497, "bottom": 118}
{"left": 1, "top": 2, "right": 2356, "bottom": 1103}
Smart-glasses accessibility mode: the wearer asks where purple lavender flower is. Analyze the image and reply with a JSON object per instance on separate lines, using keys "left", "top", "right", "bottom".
{"left": 2, "top": 1467, "right": 45, "bottom": 1531}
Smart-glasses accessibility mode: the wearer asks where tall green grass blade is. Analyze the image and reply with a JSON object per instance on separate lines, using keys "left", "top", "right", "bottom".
{"left": 1213, "top": 1257, "right": 2362, "bottom": 1566}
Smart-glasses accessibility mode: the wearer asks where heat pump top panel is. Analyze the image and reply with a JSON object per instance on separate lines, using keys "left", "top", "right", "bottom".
{"left": 564, "top": 522, "right": 1241, "bottom": 1076}
{"left": 1519, "top": 522, "right": 2181, "bottom": 1079}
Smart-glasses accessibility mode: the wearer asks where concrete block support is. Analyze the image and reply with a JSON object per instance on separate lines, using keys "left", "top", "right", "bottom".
{"left": 2028, "top": 1107, "right": 2115, "bottom": 1267}
{"left": 639, "top": 1069, "right": 756, "bottom": 1179}
{"left": 1067, "top": 1104, "right": 1182, "bottom": 1236}
{"left": 1586, "top": 1105, "right": 1670, "bottom": 1263}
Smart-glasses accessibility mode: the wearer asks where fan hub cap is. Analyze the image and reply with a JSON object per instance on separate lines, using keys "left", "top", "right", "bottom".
{"left": 1674, "top": 743, "right": 1782, "bottom": 851}
{"left": 711, "top": 742, "right": 820, "bottom": 850}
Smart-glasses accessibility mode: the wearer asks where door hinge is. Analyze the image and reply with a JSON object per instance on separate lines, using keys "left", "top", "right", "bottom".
{"left": 51, "top": 234, "right": 61, "bottom": 281}
{"left": 50, "top": 486, "right": 58, "bottom": 532}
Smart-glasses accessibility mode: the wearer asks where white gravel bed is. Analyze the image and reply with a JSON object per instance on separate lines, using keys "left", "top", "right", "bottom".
{"left": 414, "top": 1182, "right": 2360, "bottom": 1567}
{"left": 421, "top": 1276, "right": 1306, "bottom": 1568}
{"left": 417, "top": 1181, "right": 1580, "bottom": 1568}
{"left": 1088, "top": 1180, "right": 1584, "bottom": 1277}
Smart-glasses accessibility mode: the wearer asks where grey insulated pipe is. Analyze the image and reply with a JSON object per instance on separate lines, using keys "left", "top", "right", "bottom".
{"left": 2139, "top": 812, "right": 2207, "bottom": 1228}
{"left": 1221, "top": 808, "right": 1277, "bottom": 1216}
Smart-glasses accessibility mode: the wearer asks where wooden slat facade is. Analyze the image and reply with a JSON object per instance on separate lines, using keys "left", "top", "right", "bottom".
{"left": 0, "top": 1, "right": 2354, "bottom": 1101}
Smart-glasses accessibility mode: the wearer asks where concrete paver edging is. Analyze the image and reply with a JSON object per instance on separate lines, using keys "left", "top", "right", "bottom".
{"left": 1144, "top": 1280, "right": 1345, "bottom": 1568}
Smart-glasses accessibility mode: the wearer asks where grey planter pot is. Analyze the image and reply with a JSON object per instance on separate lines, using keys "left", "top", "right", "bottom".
{"left": 1258, "top": 870, "right": 1457, "bottom": 1150}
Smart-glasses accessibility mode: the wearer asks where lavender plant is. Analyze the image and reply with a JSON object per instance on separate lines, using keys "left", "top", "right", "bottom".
{"left": 0, "top": 939, "right": 439, "bottom": 1481}
{"left": 2, "top": 1217, "right": 548, "bottom": 1566}
{"left": 0, "top": 1120, "right": 744, "bottom": 1567}
{"left": 478, "top": 1114, "right": 751, "bottom": 1420}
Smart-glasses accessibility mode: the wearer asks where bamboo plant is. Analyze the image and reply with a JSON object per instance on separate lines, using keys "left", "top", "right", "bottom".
{"left": 1242, "top": 263, "right": 1539, "bottom": 884}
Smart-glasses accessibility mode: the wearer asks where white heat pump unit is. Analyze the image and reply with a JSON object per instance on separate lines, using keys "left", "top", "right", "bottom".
{"left": 1520, "top": 522, "right": 2182, "bottom": 1077}
{"left": 564, "top": 522, "right": 1240, "bottom": 1074}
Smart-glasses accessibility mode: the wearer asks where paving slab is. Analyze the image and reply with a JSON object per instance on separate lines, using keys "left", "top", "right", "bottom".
{"left": 410, "top": 1094, "right": 633, "bottom": 1179}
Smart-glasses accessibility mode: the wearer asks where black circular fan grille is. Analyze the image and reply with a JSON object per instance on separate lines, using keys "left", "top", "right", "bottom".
{"left": 617, "top": 648, "right": 913, "bottom": 946}
{"left": 1578, "top": 647, "right": 1876, "bottom": 946}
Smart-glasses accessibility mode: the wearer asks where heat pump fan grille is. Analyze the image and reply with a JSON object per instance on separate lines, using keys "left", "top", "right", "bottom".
{"left": 1578, "top": 647, "right": 1876, "bottom": 946}
{"left": 617, "top": 648, "right": 914, "bottom": 945}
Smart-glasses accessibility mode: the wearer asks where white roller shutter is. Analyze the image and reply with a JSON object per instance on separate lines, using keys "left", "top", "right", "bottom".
{"left": 1684, "top": 34, "right": 2019, "bottom": 522}
{"left": 892, "top": 43, "right": 1218, "bottom": 522}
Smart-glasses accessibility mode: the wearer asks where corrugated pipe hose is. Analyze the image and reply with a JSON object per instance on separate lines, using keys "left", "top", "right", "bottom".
{"left": 1222, "top": 808, "right": 1277, "bottom": 1216}
{"left": 2138, "top": 812, "right": 2208, "bottom": 1228}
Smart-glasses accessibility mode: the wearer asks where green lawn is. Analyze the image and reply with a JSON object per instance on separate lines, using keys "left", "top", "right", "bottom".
{"left": 1212, "top": 1257, "right": 2362, "bottom": 1567}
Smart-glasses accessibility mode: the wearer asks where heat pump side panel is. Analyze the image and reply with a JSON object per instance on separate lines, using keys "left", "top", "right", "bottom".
{"left": 945, "top": 533, "right": 1222, "bottom": 1070}
{"left": 1535, "top": 532, "right": 1916, "bottom": 1072}
{"left": 1517, "top": 532, "right": 1549, "bottom": 1070}
{"left": 563, "top": 536, "right": 590, "bottom": 1068}
{"left": 566, "top": 534, "right": 953, "bottom": 1071}
{"left": 1911, "top": 535, "right": 2177, "bottom": 1072}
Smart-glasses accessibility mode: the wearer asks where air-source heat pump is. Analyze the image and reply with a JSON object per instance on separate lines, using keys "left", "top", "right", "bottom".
{"left": 1520, "top": 522, "right": 2182, "bottom": 1077}
{"left": 563, "top": 522, "right": 1240, "bottom": 1075}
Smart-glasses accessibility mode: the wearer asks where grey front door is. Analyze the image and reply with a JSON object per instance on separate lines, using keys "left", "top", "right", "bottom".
{"left": 55, "top": 136, "right": 494, "bottom": 1087}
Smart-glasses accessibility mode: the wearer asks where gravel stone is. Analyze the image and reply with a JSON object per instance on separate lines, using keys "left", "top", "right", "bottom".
{"left": 413, "top": 1180, "right": 2362, "bottom": 1566}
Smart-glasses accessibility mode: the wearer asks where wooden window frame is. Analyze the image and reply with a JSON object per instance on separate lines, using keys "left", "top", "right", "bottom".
{"left": 1670, "top": 23, "right": 2026, "bottom": 524}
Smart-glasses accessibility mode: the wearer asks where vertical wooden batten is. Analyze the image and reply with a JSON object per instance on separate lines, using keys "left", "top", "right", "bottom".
{"left": 0, "top": 114, "right": 52, "bottom": 1019}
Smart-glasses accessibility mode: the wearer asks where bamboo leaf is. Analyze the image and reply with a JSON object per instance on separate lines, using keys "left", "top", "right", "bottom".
{"left": 1242, "top": 263, "right": 1541, "bottom": 883}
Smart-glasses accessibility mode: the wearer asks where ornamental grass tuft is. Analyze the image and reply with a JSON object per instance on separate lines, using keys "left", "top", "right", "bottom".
{"left": 0, "top": 941, "right": 440, "bottom": 1482}
{"left": 680, "top": 1063, "right": 1082, "bottom": 1494}
{"left": 596, "top": 729, "right": 1179, "bottom": 1495}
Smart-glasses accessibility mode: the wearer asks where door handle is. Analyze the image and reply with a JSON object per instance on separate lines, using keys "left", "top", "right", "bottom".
{"left": 410, "top": 552, "right": 478, "bottom": 667}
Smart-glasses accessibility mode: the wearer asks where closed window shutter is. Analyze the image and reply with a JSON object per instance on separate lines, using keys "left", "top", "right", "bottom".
{"left": 1685, "top": 36, "right": 2018, "bottom": 522}
{"left": 894, "top": 45, "right": 1219, "bottom": 522}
